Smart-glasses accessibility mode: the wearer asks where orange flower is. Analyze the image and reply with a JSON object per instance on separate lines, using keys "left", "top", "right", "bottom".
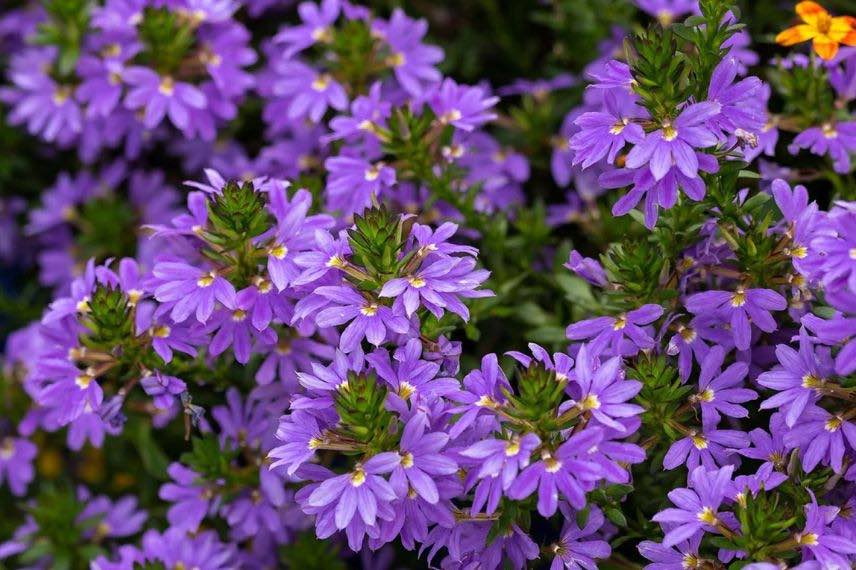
{"left": 775, "top": 1, "right": 856, "bottom": 60}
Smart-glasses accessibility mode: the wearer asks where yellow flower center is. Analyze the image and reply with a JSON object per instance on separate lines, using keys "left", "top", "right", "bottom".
{"left": 797, "top": 532, "right": 818, "bottom": 546}
{"left": 697, "top": 388, "right": 715, "bottom": 402}
{"left": 360, "top": 303, "right": 378, "bottom": 316}
{"left": 398, "top": 381, "right": 416, "bottom": 400}
{"left": 822, "top": 123, "right": 838, "bottom": 139}
{"left": 440, "top": 109, "right": 462, "bottom": 124}
{"left": 400, "top": 452, "right": 414, "bottom": 468}
{"left": 691, "top": 433, "right": 708, "bottom": 450}
{"left": 76, "top": 296, "right": 91, "bottom": 313}
{"left": 730, "top": 288, "right": 747, "bottom": 307}
{"left": 364, "top": 164, "right": 382, "bottom": 181}
{"left": 612, "top": 314, "right": 628, "bottom": 330}
{"left": 0, "top": 438, "right": 14, "bottom": 459}
{"left": 387, "top": 52, "right": 406, "bottom": 67}
{"left": 408, "top": 276, "right": 426, "bottom": 288}
{"left": 311, "top": 26, "right": 332, "bottom": 42}
{"left": 580, "top": 394, "right": 601, "bottom": 410}
{"left": 679, "top": 326, "right": 697, "bottom": 342}
{"left": 543, "top": 455, "right": 562, "bottom": 473}
{"left": 350, "top": 467, "right": 367, "bottom": 487}
{"left": 308, "top": 436, "right": 322, "bottom": 450}
{"left": 505, "top": 440, "right": 521, "bottom": 456}
{"left": 197, "top": 271, "right": 216, "bottom": 287}
{"left": 801, "top": 373, "right": 824, "bottom": 389}
{"left": 476, "top": 394, "right": 497, "bottom": 408}
{"left": 850, "top": 248, "right": 856, "bottom": 260}
{"left": 53, "top": 85, "right": 73, "bottom": 104}
{"left": 232, "top": 309, "right": 247, "bottom": 322}
{"left": 311, "top": 73, "right": 332, "bottom": 91}
{"left": 609, "top": 119, "right": 628, "bottom": 135}
{"left": 789, "top": 245, "right": 808, "bottom": 259}
{"left": 662, "top": 123, "right": 678, "bottom": 141}
{"left": 327, "top": 254, "right": 346, "bottom": 268}
{"left": 825, "top": 416, "right": 843, "bottom": 432}
{"left": 697, "top": 506, "right": 718, "bottom": 525}
{"left": 158, "top": 76, "right": 175, "bottom": 96}
{"left": 268, "top": 243, "right": 288, "bottom": 259}
{"left": 75, "top": 370, "right": 95, "bottom": 389}
{"left": 151, "top": 325, "right": 171, "bottom": 338}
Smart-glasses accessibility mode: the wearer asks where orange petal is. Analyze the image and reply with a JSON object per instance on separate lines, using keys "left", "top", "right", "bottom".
{"left": 796, "top": 1, "right": 829, "bottom": 25}
{"left": 842, "top": 29, "right": 856, "bottom": 46}
{"left": 813, "top": 35, "right": 839, "bottom": 59}
{"left": 776, "top": 24, "right": 817, "bottom": 45}
{"left": 828, "top": 17, "right": 854, "bottom": 41}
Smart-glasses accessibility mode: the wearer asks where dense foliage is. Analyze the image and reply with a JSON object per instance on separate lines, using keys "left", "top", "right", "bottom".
{"left": 1, "top": 0, "right": 855, "bottom": 568}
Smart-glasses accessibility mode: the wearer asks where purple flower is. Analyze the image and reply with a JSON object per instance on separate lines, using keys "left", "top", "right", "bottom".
{"left": 390, "top": 413, "right": 458, "bottom": 503}
{"left": 603, "top": 152, "right": 719, "bottom": 229}
{"left": 739, "top": 415, "right": 789, "bottom": 472}
{"left": 570, "top": 90, "right": 646, "bottom": 168}
{"left": 566, "top": 304, "right": 664, "bottom": 356}
{"left": 140, "top": 371, "right": 187, "bottom": 410}
{"left": 685, "top": 287, "right": 787, "bottom": 351}
{"left": 380, "top": 255, "right": 491, "bottom": 320}
{"left": 325, "top": 156, "right": 397, "bottom": 215}
{"left": 461, "top": 433, "right": 540, "bottom": 515}
{"left": 152, "top": 261, "right": 237, "bottom": 324}
{"left": 784, "top": 406, "right": 856, "bottom": 473}
{"left": 304, "top": 452, "right": 399, "bottom": 530}
{"left": 636, "top": 0, "right": 698, "bottom": 24}
{"left": 4, "top": 48, "right": 82, "bottom": 144}
{"left": 273, "top": 0, "right": 340, "bottom": 58}
{"left": 652, "top": 465, "right": 734, "bottom": 547}
{"left": 625, "top": 102, "right": 720, "bottom": 181}
{"left": 265, "top": 187, "right": 315, "bottom": 290}
{"left": 294, "top": 229, "right": 351, "bottom": 286}
{"left": 429, "top": 79, "right": 498, "bottom": 132}
{"left": 789, "top": 121, "right": 856, "bottom": 174}
{"left": 638, "top": 535, "right": 705, "bottom": 569}
{"left": 802, "top": 312, "right": 856, "bottom": 375}
{"left": 758, "top": 331, "right": 834, "bottom": 426}
{"left": 124, "top": 68, "right": 207, "bottom": 132}
{"left": 564, "top": 250, "right": 608, "bottom": 287}
{"left": 140, "top": 528, "right": 236, "bottom": 570}
{"left": 366, "top": 339, "right": 459, "bottom": 404}
{"left": 313, "top": 286, "right": 410, "bottom": 352}
{"left": 796, "top": 496, "right": 856, "bottom": 568}
{"left": 0, "top": 437, "right": 37, "bottom": 496}
{"left": 269, "top": 410, "right": 327, "bottom": 475}
{"left": 706, "top": 56, "right": 766, "bottom": 138}
{"left": 569, "top": 344, "right": 643, "bottom": 432}
{"left": 78, "top": 494, "right": 147, "bottom": 539}
{"left": 272, "top": 61, "right": 348, "bottom": 123}
{"left": 693, "top": 346, "right": 756, "bottom": 424}
{"left": 205, "top": 303, "right": 277, "bottom": 364}
{"left": 375, "top": 9, "right": 443, "bottom": 96}
{"left": 507, "top": 427, "right": 604, "bottom": 516}
{"left": 663, "top": 421, "right": 748, "bottom": 471}
{"left": 448, "top": 353, "right": 511, "bottom": 438}
{"left": 159, "top": 462, "right": 217, "bottom": 531}
{"left": 327, "top": 82, "right": 391, "bottom": 143}
{"left": 549, "top": 507, "right": 612, "bottom": 570}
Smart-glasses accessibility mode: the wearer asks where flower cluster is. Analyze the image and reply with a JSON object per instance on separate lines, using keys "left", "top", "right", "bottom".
{"left": 2, "top": 0, "right": 856, "bottom": 568}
